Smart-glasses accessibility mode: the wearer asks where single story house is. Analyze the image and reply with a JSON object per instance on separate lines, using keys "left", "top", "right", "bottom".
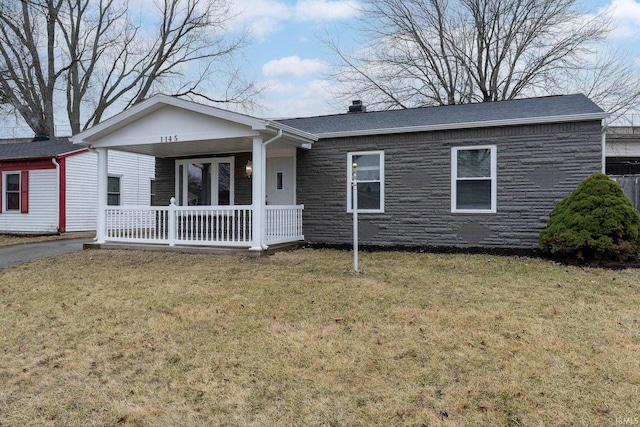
{"left": 71, "top": 93, "right": 607, "bottom": 251}
{"left": 0, "top": 139, "right": 155, "bottom": 233}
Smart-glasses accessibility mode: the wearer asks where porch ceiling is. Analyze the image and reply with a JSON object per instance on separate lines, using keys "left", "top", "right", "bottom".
{"left": 110, "top": 136, "right": 306, "bottom": 158}
{"left": 109, "top": 136, "right": 255, "bottom": 157}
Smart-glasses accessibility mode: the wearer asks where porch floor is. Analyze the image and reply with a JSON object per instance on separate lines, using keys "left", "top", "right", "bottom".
{"left": 83, "top": 241, "right": 302, "bottom": 257}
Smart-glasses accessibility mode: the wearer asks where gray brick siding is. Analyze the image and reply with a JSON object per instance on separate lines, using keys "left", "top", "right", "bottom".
{"left": 297, "top": 121, "right": 603, "bottom": 249}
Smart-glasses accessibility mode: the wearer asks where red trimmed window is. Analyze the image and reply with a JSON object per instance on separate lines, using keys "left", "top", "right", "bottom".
{"left": 2, "top": 171, "right": 28, "bottom": 213}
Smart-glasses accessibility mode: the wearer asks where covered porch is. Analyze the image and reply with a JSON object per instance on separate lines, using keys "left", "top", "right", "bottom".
{"left": 71, "top": 95, "right": 317, "bottom": 251}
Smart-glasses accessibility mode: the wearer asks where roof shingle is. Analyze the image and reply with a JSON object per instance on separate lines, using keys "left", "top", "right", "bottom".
{"left": 276, "top": 94, "right": 606, "bottom": 135}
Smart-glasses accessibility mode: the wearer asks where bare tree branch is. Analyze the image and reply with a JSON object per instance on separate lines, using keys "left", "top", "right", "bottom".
{"left": 0, "top": 0, "right": 256, "bottom": 137}
{"left": 325, "top": 0, "right": 636, "bottom": 115}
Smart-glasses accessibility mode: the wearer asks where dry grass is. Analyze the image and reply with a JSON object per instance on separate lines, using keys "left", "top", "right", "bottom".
{"left": 0, "top": 249, "right": 639, "bottom": 426}
{"left": 0, "top": 233, "right": 94, "bottom": 247}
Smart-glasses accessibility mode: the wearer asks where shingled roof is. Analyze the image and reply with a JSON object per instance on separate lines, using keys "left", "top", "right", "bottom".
{"left": 0, "top": 139, "right": 85, "bottom": 161}
{"left": 276, "top": 94, "right": 607, "bottom": 137}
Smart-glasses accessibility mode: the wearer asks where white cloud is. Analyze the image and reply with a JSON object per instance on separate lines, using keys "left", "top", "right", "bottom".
{"left": 294, "top": 0, "right": 360, "bottom": 22}
{"left": 262, "top": 56, "right": 328, "bottom": 78}
{"left": 232, "top": 0, "right": 361, "bottom": 38}
{"left": 259, "top": 78, "right": 337, "bottom": 118}
{"left": 601, "top": 0, "right": 640, "bottom": 38}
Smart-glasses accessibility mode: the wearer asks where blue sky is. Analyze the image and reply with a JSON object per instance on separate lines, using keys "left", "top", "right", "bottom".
{"left": 236, "top": 0, "right": 640, "bottom": 119}
{"left": 2, "top": 0, "right": 640, "bottom": 138}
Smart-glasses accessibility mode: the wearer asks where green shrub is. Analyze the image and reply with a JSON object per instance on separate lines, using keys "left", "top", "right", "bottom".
{"left": 539, "top": 173, "right": 640, "bottom": 261}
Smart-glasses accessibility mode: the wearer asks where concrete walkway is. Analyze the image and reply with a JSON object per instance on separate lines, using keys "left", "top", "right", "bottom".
{"left": 0, "top": 238, "right": 91, "bottom": 269}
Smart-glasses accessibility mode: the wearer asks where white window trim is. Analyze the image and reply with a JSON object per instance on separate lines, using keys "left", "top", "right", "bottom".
{"left": 2, "top": 171, "right": 21, "bottom": 213}
{"left": 174, "top": 157, "right": 235, "bottom": 206}
{"left": 107, "top": 174, "right": 122, "bottom": 206}
{"left": 451, "top": 145, "right": 497, "bottom": 213}
{"left": 347, "top": 150, "right": 385, "bottom": 213}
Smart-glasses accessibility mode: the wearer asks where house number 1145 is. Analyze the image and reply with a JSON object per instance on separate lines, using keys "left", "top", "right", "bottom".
{"left": 160, "top": 135, "right": 178, "bottom": 142}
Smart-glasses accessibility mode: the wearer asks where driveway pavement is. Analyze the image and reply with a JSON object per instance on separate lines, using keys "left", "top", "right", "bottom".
{"left": 0, "top": 238, "right": 91, "bottom": 269}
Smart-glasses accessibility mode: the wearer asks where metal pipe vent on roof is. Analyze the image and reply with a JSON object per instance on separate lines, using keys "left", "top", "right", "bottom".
{"left": 348, "top": 100, "right": 366, "bottom": 114}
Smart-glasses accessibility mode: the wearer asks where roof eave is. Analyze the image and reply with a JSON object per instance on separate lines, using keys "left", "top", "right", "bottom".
{"left": 266, "top": 121, "right": 318, "bottom": 147}
{"left": 71, "top": 94, "right": 272, "bottom": 145}
{"left": 0, "top": 147, "right": 88, "bottom": 162}
{"left": 313, "top": 112, "right": 610, "bottom": 139}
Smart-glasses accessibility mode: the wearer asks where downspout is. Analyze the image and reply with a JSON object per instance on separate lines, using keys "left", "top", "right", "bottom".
{"left": 601, "top": 118, "right": 608, "bottom": 174}
{"left": 260, "top": 129, "right": 283, "bottom": 249}
{"left": 52, "top": 158, "right": 60, "bottom": 233}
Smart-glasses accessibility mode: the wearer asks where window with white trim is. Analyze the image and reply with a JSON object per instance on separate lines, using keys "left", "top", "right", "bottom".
{"left": 451, "top": 146, "right": 497, "bottom": 213}
{"left": 107, "top": 176, "right": 121, "bottom": 206}
{"left": 347, "top": 151, "right": 384, "bottom": 213}
{"left": 5, "top": 173, "right": 20, "bottom": 211}
{"left": 175, "top": 157, "right": 234, "bottom": 206}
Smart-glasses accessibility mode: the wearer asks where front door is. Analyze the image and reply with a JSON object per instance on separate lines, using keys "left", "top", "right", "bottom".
{"left": 266, "top": 156, "right": 294, "bottom": 205}
{"left": 176, "top": 157, "right": 234, "bottom": 206}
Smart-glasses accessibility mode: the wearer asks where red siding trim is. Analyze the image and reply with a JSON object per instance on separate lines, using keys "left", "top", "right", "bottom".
{"left": 20, "top": 170, "right": 29, "bottom": 214}
{"left": 58, "top": 158, "right": 66, "bottom": 232}
{"left": 0, "top": 159, "right": 55, "bottom": 172}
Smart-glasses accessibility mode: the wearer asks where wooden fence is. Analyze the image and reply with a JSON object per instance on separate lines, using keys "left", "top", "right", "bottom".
{"left": 610, "top": 175, "right": 640, "bottom": 211}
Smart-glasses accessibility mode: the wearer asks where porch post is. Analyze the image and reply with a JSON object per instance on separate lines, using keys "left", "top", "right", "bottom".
{"left": 250, "top": 136, "right": 265, "bottom": 250}
{"left": 96, "top": 148, "right": 108, "bottom": 244}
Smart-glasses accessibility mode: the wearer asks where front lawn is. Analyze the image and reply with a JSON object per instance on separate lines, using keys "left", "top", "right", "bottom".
{"left": 0, "top": 249, "right": 638, "bottom": 426}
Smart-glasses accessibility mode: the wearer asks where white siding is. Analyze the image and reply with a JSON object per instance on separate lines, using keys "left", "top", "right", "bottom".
{"left": 65, "top": 150, "right": 155, "bottom": 232}
{"left": 0, "top": 169, "right": 58, "bottom": 233}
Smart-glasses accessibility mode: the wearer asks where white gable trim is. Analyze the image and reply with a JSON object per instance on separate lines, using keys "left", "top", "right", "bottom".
{"left": 71, "top": 94, "right": 317, "bottom": 147}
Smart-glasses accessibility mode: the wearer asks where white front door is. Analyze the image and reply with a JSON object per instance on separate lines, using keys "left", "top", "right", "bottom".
{"left": 266, "top": 156, "right": 294, "bottom": 205}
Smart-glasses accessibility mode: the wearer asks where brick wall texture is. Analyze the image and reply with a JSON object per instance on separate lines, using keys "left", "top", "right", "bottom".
{"left": 297, "top": 121, "right": 603, "bottom": 249}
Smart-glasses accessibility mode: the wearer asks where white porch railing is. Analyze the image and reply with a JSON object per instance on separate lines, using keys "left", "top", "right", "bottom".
{"left": 265, "top": 205, "right": 304, "bottom": 245}
{"left": 104, "top": 204, "right": 304, "bottom": 247}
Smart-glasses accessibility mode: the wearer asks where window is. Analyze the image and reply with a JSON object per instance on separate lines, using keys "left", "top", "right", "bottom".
{"left": 107, "top": 176, "right": 121, "bottom": 206}
{"left": 347, "top": 151, "right": 384, "bottom": 213}
{"left": 276, "top": 172, "right": 284, "bottom": 190}
{"left": 2, "top": 171, "right": 28, "bottom": 213}
{"left": 451, "top": 146, "right": 497, "bottom": 213}
{"left": 175, "top": 157, "right": 234, "bottom": 206}
{"left": 5, "top": 173, "right": 20, "bottom": 211}
{"left": 150, "top": 179, "right": 156, "bottom": 206}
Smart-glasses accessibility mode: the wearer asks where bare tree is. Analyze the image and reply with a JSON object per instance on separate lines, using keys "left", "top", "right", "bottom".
{"left": 327, "top": 0, "right": 638, "bottom": 116}
{"left": 0, "top": 0, "right": 256, "bottom": 137}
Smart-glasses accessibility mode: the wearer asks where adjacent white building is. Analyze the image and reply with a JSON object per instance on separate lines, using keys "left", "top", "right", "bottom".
{"left": 0, "top": 139, "right": 154, "bottom": 233}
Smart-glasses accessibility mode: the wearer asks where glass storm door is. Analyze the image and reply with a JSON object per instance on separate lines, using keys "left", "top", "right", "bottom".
{"left": 176, "top": 157, "right": 234, "bottom": 206}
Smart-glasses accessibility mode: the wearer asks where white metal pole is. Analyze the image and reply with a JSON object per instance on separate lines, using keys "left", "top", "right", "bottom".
{"left": 352, "top": 162, "right": 358, "bottom": 272}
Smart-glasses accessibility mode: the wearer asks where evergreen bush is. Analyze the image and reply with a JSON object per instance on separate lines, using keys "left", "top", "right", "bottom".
{"left": 539, "top": 173, "right": 640, "bottom": 261}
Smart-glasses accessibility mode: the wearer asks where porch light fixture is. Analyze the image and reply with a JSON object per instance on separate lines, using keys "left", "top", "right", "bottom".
{"left": 245, "top": 160, "right": 253, "bottom": 178}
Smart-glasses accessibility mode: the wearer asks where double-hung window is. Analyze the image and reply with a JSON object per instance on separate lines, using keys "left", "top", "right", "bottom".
{"left": 107, "top": 176, "right": 121, "bottom": 206}
{"left": 347, "top": 151, "right": 384, "bottom": 213}
{"left": 451, "top": 146, "right": 497, "bottom": 213}
{"left": 4, "top": 173, "right": 20, "bottom": 211}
